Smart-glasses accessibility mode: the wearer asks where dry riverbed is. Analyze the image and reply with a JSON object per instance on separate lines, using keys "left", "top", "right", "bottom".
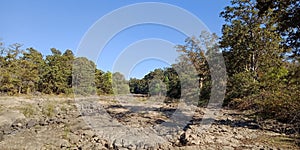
{"left": 0, "top": 96, "right": 298, "bottom": 149}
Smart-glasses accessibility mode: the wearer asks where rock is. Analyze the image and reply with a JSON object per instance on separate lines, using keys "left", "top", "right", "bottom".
{"left": 2, "top": 127, "right": 13, "bottom": 134}
{"left": 222, "top": 146, "right": 235, "bottom": 150}
{"left": 81, "top": 142, "right": 93, "bottom": 149}
{"left": 92, "top": 136, "right": 101, "bottom": 143}
{"left": 60, "top": 143, "right": 70, "bottom": 149}
{"left": 219, "top": 126, "right": 228, "bottom": 132}
{"left": 0, "top": 132, "right": 4, "bottom": 142}
{"left": 0, "top": 97, "right": 296, "bottom": 149}
{"left": 83, "top": 130, "right": 95, "bottom": 138}
{"left": 0, "top": 111, "right": 25, "bottom": 131}
{"left": 55, "top": 118, "right": 64, "bottom": 124}
{"left": 58, "top": 139, "right": 70, "bottom": 148}
{"left": 92, "top": 143, "right": 107, "bottom": 150}
{"left": 204, "top": 135, "right": 215, "bottom": 144}
{"left": 68, "top": 133, "right": 81, "bottom": 144}
{"left": 69, "top": 120, "right": 91, "bottom": 133}
{"left": 39, "top": 119, "right": 48, "bottom": 126}
{"left": 228, "top": 138, "right": 240, "bottom": 147}
{"left": 234, "top": 134, "right": 244, "bottom": 140}
{"left": 26, "top": 119, "right": 38, "bottom": 128}
{"left": 47, "top": 118, "right": 57, "bottom": 124}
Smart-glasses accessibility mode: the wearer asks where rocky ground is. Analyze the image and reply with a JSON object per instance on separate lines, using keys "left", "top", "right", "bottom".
{"left": 0, "top": 96, "right": 299, "bottom": 150}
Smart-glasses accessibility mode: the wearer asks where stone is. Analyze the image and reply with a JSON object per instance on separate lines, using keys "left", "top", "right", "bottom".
{"left": 26, "top": 119, "right": 37, "bottom": 128}
{"left": 0, "top": 132, "right": 4, "bottom": 142}
{"left": 2, "top": 125, "right": 13, "bottom": 134}
{"left": 83, "top": 130, "right": 95, "bottom": 138}
{"left": 39, "top": 119, "right": 48, "bottom": 126}
{"left": 222, "top": 146, "right": 235, "bottom": 150}
{"left": 0, "top": 97, "right": 296, "bottom": 149}
{"left": 83, "top": 143, "right": 94, "bottom": 149}
{"left": 68, "top": 133, "right": 81, "bottom": 144}
{"left": 12, "top": 117, "right": 26, "bottom": 127}
{"left": 92, "top": 143, "right": 107, "bottom": 150}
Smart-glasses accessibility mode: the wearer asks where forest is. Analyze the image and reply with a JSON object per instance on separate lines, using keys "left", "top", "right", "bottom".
{"left": 0, "top": 0, "right": 299, "bottom": 130}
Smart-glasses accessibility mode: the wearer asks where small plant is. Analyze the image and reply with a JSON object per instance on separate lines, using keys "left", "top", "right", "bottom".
{"left": 0, "top": 104, "right": 4, "bottom": 113}
{"left": 21, "top": 104, "right": 36, "bottom": 117}
{"left": 137, "top": 97, "right": 147, "bottom": 102}
{"left": 60, "top": 105, "right": 68, "bottom": 114}
{"left": 42, "top": 102, "right": 55, "bottom": 117}
{"left": 62, "top": 125, "right": 71, "bottom": 139}
{"left": 111, "top": 99, "right": 118, "bottom": 104}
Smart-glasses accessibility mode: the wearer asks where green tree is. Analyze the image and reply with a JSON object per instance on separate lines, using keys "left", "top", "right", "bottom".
{"left": 95, "top": 71, "right": 114, "bottom": 95}
{"left": 220, "top": 0, "right": 300, "bottom": 125}
{"left": 0, "top": 43, "right": 23, "bottom": 95}
{"left": 220, "top": 0, "right": 285, "bottom": 104}
{"left": 256, "top": 0, "right": 300, "bottom": 60}
{"left": 175, "top": 31, "right": 221, "bottom": 105}
{"left": 61, "top": 49, "right": 75, "bottom": 94}
{"left": 19, "top": 48, "right": 44, "bottom": 94}
{"left": 112, "top": 72, "right": 129, "bottom": 94}
{"left": 41, "top": 48, "right": 63, "bottom": 94}
{"left": 72, "top": 57, "right": 97, "bottom": 95}
{"left": 164, "top": 67, "right": 181, "bottom": 99}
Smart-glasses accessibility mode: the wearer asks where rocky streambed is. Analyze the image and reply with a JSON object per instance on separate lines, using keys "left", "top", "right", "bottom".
{"left": 0, "top": 96, "right": 298, "bottom": 149}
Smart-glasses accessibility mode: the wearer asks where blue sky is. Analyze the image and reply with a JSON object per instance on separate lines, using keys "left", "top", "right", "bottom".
{"left": 0, "top": 0, "right": 230, "bottom": 79}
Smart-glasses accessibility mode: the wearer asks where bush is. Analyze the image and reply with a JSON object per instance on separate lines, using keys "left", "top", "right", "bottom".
{"left": 21, "top": 104, "right": 36, "bottom": 117}
{"left": 42, "top": 102, "right": 55, "bottom": 117}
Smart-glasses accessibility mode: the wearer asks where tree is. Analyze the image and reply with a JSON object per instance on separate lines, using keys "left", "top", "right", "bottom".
{"left": 164, "top": 67, "right": 181, "bottom": 99}
{"left": 149, "top": 78, "right": 166, "bottom": 97}
{"left": 72, "top": 57, "right": 97, "bottom": 95}
{"left": 220, "top": 0, "right": 285, "bottom": 103}
{"left": 220, "top": 0, "right": 300, "bottom": 125}
{"left": 19, "top": 48, "right": 44, "bottom": 94}
{"left": 256, "top": 0, "right": 300, "bottom": 60}
{"left": 112, "top": 72, "right": 129, "bottom": 94}
{"left": 41, "top": 48, "right": 63, "bottom": 94}
{"left": 175, "top": 31, "right": 221, "bottom": 105}
{"left": 129, "top": 78, "right": 140, "bottom": 94}
{"left": 41, "top": 48, "right": 75, "bottom": 94}
{"left": 0, "top": 43, "right": 23, "bottom": 95}
{"left": 61, "top": 49, "right": 75, "bottom": 94}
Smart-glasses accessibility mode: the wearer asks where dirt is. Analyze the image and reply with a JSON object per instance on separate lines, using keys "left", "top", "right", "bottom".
{"left": 0, "top": 96, "right": 298, "bottom": 150}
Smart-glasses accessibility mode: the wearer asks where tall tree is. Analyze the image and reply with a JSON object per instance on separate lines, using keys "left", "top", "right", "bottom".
{"left": 42, "top": 48, "right": 63, "bottom": 94}
{"left": 0, "top": 43, "right": 23, "bottom": 95}
{"left": 112, "top": 72, "right": 129, "bottom": 94}
{"left": 175, "top": 31, "right": 221, "bottom": 105}
{"left": 61, "top": 49, "right": 75, "bottom": 94}
{"left": 256, "top": 0, "right": 300, "bottom": 60}
{"left": 72, "top": 57, "right": 97, "bottom": 95}
{"left": 19, "top": 48, "right": 44, "bottom": 94}
{"left": 220, "top": 0, "right": 286, "bottom": 101}
{"left": 220, "top": 0, "right": 300, "bottom": 124}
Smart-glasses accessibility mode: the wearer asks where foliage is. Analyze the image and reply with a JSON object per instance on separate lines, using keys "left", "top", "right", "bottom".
{"left": 42, "top": 102, "right": 55, "bottom": 117}
{"left": 112, "top": 72, "right": 130, "bottom": 94}
{"left": 72, "top": 57, "right": 97, "bottom": 95}
{"left": 256, "top": 0, "right": 300, "bottom": 60}
{"left": 0, "top": 44, "right": 119, "bottom": 96}
{"left": 128, "top": 31, "right": 219, "bottom": 106}
{"left": 221, "top": 0, "right": 300, "bottom": 125}
{"left": 20, "top": 104, "right": 36, "bottom": 117}
{"left": 129, "top": 68, "right": 180, "bottom": 100}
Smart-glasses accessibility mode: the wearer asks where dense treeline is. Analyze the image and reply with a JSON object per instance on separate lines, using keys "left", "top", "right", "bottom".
{"left": 129, "top": 0, "right": 300, "bottom": 126}
{"left": 129, "top": 32, "right": 218, "bottom": 106}
{"left": 129, "top": 68, "right": 181, "bottom": 99}
{"left": 220, "top": 0, "right": 299, "bottom": 124}
{"left": 0, "top": 44, "right": 129, "bottom": 95}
